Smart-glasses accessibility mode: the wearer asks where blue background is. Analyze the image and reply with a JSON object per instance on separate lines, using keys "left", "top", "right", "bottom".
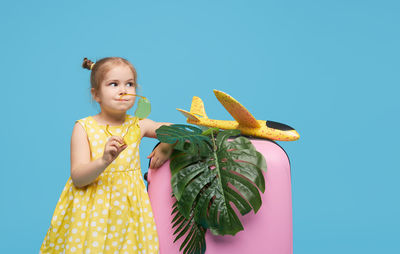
{"left": 0, "top": 0, "right": 399, "bottom": 253}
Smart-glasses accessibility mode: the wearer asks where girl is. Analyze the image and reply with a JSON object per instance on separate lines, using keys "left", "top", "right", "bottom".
{"left": 40, "top": 57, "right": 173, "bottom": 254}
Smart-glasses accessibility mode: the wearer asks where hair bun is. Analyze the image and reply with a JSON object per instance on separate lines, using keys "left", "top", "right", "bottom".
{"left": 82, "top": 57, "right": 95, "bottom": 70}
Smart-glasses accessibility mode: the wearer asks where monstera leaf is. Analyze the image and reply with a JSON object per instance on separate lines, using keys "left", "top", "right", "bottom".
{"left": 171, "top": 129, "right": 267, "bottom": 235}
{"left": 155, "top": 125, "right": 267, "bottom": 253}
{"left": 156, "top": 124, "right": 211, "bottom": 156}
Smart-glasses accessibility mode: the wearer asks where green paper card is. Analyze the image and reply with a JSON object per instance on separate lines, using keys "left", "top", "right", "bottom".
{"left": 135, "top": 97, "right": 151, "bottom": 119}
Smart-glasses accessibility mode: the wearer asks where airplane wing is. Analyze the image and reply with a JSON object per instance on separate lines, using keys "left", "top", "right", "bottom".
{"left": 213, "top": 90, "right": 261, "bottom": 128}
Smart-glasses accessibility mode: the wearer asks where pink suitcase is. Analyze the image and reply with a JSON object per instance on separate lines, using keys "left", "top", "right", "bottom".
{"left": 147, "top": 139, "right": 293, "bottom": 254}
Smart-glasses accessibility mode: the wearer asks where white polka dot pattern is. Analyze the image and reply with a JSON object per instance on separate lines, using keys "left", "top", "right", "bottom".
{"left": 40, "top": 115, "right": 159, "bottom": 254}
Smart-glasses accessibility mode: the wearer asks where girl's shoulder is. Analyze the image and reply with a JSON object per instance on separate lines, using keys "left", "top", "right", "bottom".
{"left": 138, "top": 118, "right": 156, "bottom": 129}
{"left": 74, "top": 115, "right": 97, "bottom": 132}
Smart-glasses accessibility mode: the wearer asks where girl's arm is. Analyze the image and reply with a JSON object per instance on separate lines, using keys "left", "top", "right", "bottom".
{"left": 139, "top": 118, "right": 171, "bottom": 139}
{"left": 139, "top": 119, "right": 174, "bottom": 169}
{"left": 70, "top": 123, "right": 126, "bottom": 188}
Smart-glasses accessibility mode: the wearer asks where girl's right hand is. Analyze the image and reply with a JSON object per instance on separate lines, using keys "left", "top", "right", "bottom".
{"left": 101, "top": 136, "right": 128, "bottom": 165}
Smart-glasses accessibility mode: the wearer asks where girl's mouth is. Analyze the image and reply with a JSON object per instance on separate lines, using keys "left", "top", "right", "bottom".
{"left": 118, "top": 94, "right": 134, "bottom": 101}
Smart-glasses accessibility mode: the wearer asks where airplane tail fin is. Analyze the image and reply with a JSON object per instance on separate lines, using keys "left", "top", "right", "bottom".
{"left": 190, "top": 96, "right": 208, "bottom": 119}
{"left": 176, "top": 96, "right": 208, "bottom": 122}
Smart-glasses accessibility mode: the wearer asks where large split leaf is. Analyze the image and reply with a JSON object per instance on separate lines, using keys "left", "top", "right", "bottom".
{"left": 170, "top": 129, "right": 267, "bottom": 236}
{"left": 156, "top": 124, "right": 211, "bottom": 156}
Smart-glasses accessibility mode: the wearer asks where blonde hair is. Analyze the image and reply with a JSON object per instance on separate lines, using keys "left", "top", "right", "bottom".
{"left": 82, "top": 57, "right": 138, "bottom": 95}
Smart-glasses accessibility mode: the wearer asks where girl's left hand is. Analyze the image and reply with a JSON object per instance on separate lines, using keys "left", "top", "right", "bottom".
{"left": 147, "top": 143, "right": 173, "bottom": 169}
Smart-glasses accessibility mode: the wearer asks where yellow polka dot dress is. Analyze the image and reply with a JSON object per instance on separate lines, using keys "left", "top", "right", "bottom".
{"left": 40, "top": 115, "right": 159, "bottom": 254}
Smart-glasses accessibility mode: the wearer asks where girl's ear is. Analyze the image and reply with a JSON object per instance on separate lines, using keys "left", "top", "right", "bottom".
{"left": 91, "top": 88, "right": 101, "bottom": 103}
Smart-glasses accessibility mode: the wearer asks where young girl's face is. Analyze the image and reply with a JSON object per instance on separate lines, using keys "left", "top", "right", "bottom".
{"left": 93, "top": 64, "right": 137, "bottom": 114}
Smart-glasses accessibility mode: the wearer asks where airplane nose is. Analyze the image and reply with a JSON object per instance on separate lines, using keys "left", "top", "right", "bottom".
{"left": 291, "top": 130, "right": 300, "bottom": 141}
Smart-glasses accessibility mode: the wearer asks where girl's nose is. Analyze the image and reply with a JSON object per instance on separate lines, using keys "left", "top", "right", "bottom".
{"left": 119, "top": 86, "right": 128, "bottom": 94}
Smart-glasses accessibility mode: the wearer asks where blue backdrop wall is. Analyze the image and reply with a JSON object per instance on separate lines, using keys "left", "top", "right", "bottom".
{"left": 0, "top": 0, "right": 399, "bottom": 253}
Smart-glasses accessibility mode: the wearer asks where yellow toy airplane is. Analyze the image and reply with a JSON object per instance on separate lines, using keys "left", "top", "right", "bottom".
{"left": 177, "top": 90, "right": 300, "bottom": 141}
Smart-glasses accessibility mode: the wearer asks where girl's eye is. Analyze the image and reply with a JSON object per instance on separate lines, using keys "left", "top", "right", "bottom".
{"left": 109, "top": 82, "right": 118, "bottom": 87}
{"left": 127, "top": 82, "right": 134, "bottom": 87}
